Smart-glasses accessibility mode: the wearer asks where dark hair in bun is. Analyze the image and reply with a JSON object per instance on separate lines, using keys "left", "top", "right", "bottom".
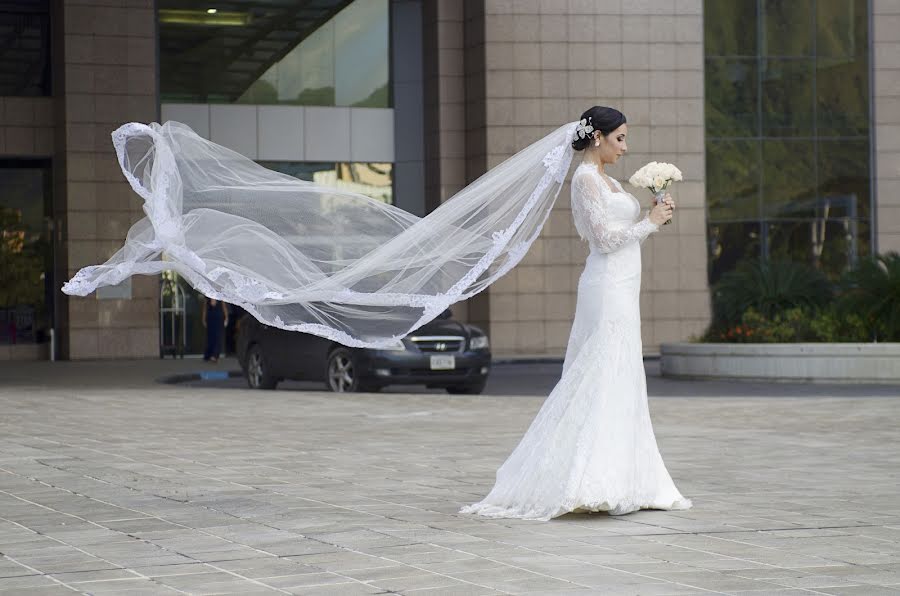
{"left": 571, "top": 106, "right": 626, "bottom": 151}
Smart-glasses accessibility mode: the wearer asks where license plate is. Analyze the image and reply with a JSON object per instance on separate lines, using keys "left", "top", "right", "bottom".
{"left": 430, "top": 355, "right": 455, "bottom": 370}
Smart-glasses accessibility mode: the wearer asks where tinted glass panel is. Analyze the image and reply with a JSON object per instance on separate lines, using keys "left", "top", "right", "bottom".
{"left": 816, "top": 58, "right": 869, "bottom": 136}
{"left": 706, "top": 58, "right": 758, "bottom": 137}
{"left": 0, "top": 1, "right": 50, "bottom": 96}
{"left": 761, "top": 58, "right": 814, "bottom": 137}
{"left": 161, "top": 0, "right": 390, "bottom": 107}
{"left": 334, "top": 0, "right": 389, "bottom": 107}
{"left": 259, "top": 161, "right": 393, "bottom": 204}
{"left": 704, "top": 0, "right": 871, "bottom": 284}
{"left": 761, "top": 140, "right": 816, "bottom": 218}
{"left": 704, "top": 0, "right": 757, "bottom": 56}
{"left": 707, "top": 222, "right": 761, "bottom": 285}
{"left": 0, "top": 164, "right": 52, "bottom": 344}
{"left": 766, "top": 219, "right": 867, "bottom": 279}
{"left": 706, "top": 140, "right": 759, "bottom": 222}
{"left": 817, "top": 140, "right": 870, "bottom": 219}
{"left": 817, "top": 0, "right": 867, "bottom": 58}
{"left": 762, "top": 0, "right": 813, "bottom": 57}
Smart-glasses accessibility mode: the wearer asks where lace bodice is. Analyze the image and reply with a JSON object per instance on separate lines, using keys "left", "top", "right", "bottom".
{"left": 571, "top": 163, "right": 658, "bottom": 253}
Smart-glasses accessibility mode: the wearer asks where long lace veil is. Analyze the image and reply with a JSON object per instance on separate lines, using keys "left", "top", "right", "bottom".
{"left": 63, "top": 120, "right": 578, "bottom": 348}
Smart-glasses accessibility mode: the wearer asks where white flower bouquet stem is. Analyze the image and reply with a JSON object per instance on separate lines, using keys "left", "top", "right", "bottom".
{"left": 628, "top": 161, "right": 683, "bottom": 226}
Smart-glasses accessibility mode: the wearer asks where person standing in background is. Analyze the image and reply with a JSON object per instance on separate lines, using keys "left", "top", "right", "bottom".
{"left": 202, "top": 296, "right": 228, "bottom": 363}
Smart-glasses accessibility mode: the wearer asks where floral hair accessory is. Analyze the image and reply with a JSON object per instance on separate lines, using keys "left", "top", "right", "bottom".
{"left": 575, "top": 117, "right": 594, "bottom": 140}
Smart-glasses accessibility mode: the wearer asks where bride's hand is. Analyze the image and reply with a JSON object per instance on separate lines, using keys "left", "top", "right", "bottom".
{"left": 649, "top": 198, "right": 673, "bottom": 226}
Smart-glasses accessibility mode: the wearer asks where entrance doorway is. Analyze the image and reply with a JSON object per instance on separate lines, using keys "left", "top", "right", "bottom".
{"left": 0, "top": 160, "right": 53, "bottom": 358}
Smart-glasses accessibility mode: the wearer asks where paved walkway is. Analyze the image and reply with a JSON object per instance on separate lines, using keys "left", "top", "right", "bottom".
{"left": 1, "top": 359, "right": 899, "bottom": 595}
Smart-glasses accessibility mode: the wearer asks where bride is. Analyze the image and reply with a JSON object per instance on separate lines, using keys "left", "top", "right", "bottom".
{"left": 460, "top": 106, "right": 693, "bottom": 521}
{"left": 61, "top": 103, "right": 691, "bottom": 521}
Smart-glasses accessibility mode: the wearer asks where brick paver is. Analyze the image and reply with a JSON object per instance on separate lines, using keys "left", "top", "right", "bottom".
{"left": 1, "top": 361, "right": 899, "bottom": 595}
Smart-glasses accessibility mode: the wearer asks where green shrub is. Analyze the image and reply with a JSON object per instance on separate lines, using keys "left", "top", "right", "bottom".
{"left": 700, "top": 253, "right": 900, "bottom": 343}
{"left": 807, "top": 306, "right": 870, "bottom": 342}
{"left": 710, "top": 259, "right": 833, "bottom": 327}
{"left": 837, "top": 252, "right": 900, "bottom": 341}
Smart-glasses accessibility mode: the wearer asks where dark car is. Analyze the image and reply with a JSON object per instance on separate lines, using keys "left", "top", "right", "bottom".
{"left": 236, "top": 309, "right": 491, "bottom": 394}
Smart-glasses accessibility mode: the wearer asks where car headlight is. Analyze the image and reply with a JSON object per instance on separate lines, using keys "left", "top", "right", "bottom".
{"left": 470, "top": 335, "right": 489, "bottom": 350}
{"left": 380, "top": 339, "right": 407, "bottom": 351}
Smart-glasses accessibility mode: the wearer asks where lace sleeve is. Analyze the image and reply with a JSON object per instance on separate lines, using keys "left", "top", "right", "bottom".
{"left": 571, "top": 170, "right": 659, "bottom": 253}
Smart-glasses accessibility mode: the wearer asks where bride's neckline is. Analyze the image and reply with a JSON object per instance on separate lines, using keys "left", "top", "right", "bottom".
{"left": 579, "top": 162, "right": 625, "bottom": 195}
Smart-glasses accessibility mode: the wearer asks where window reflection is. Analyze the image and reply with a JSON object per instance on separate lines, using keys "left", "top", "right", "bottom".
{"left": 761, "top": 140, "right": 815, "bottom": 218}
{"left": 816, "top": 58, "right": 869, "bottom": 136}
{"left": 258, "top": 161, "right": 393, "bottom": 205}
{"left": 704, "top": 0, "right": 871, "bottom": 283}
{"left": 705, "top": 58, "right": 757, "bottom": 137}
{"left": 765, "top": 219, "right": 867, "bottom": 273}
{"left": 761, "top": 59, "right": 814, "bottom": 137}
{"left": 0, "top": 164, "right": 52, "bottom": 345}
{"left": 162, "top": 0, "right": 390, "bottom": 108}
{"left": 704, "top": 0, "right": 757, "bottom": 57}
{"left": 817, "top": 0, "right": 866, "bottom": 58}
{"left": 817, "top": 141, "right": 869, "bottom": 219}
{"left": 706, "top": 140, "right": 759, "bottom": 221}
{"left": 762, "top": 0, "right": 813, "bottom": 57}
{"left": 334, "top": 0, "right": 390, "bottom": 107}
{"left": 0, "top": 1, "right": 50, "bottom": 96}
{"left": 707, "top": 223, "right": 761, "bottom": 286}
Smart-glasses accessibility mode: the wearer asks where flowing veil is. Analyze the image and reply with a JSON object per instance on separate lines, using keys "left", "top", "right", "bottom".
{"left": 63, "top": 120, "right": 578, "bottom": 348}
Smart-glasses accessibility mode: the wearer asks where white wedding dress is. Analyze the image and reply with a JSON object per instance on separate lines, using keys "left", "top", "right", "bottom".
{"left": 460, "top": 162, "right": 693, "bottom": 521}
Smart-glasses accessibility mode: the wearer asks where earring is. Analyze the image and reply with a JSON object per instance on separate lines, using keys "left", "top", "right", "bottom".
{"left": 594, "top": 140, "right": 600, "bottom": 147}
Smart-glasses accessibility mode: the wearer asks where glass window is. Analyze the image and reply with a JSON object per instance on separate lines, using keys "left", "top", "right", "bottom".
{"left": 762, "top": 0, "right": 813, "bottom": 57}
{"left": 761, "top": 58, "right": 814, "bottom": 137}
{"left": 816, "top": 58, "right": 869, "bottom": 136}
{"left": 761, "top": 140, "right": 816, "bottom": 218}
{"left": 334, "top": 0, "right": 390, "bottom": 107}
{"left": 817, "top": 140, "right": 870, "bottom": 219}
{"left": 704, "top": 0, "right": 757, "bottom": 57}
{"left": 765, "top": 219, "right": 868, "bottom": 279}
{"left": 704, "top": 0, "right": 871, "bottom": 283}
{"left": 817, "top": 0, "right": 866, "bottom": 58}
{"left": 0, "top": 162, "right": 52, "bottom": 345}
{"left": 0, "top": 1, "right": 50, "bottom": 96}
{"left": 707, "top": 222, "right": 762, "bottom": 286}
{"left": 238, "top": 20, "right": 336, "bottom": 106}
{"left": 161, "top": 0, "right": 390, "bottom": 108}
{"left": 258, "top": 161, "right": 393, "bottom": 205}
{"left": 705, "top": 58, "right": 758, "bottom": 137}
{"left": 706, "top": 140, "right": 760, "bottom": 222}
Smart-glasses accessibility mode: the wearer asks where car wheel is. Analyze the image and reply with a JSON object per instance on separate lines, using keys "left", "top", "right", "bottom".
{"left": 246, "top": 344, "right": 278, "bottom": 390}
{"left": 327, "top": 348, "right": 361, "bottom": 393}
{"left": 446, "top": 382, "right": 486, "bottom": 395}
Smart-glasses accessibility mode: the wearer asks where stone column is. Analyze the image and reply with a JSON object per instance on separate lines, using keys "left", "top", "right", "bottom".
{"left": 55, "top": 0, "right": 159, "bottom": 359}
{"left": 423, "top": 1, "right": 479, "bottom": 325}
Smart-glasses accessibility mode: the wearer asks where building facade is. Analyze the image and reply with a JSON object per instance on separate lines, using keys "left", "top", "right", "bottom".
{"left": 0, "top": 0, "right": 895, "bottom": 360}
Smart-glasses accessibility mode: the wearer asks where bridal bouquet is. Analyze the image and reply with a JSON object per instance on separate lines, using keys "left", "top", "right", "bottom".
{"left": 629, "top": 161, "right": 682, "bottom": 225}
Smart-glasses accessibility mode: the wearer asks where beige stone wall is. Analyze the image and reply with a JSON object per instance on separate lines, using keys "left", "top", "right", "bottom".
{"left": 874, "top": 0, "right": 900, "bottom": 254}
{"left": 57, "top": 1, "right": 159, "bottom": 359}
{"left": 468, "top": 0, "right": 709, "bottom": 355}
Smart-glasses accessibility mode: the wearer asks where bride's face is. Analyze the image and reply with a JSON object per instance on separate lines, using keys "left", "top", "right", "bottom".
{"left": 596, "top": 123, "right": 628, "bottom": 165}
